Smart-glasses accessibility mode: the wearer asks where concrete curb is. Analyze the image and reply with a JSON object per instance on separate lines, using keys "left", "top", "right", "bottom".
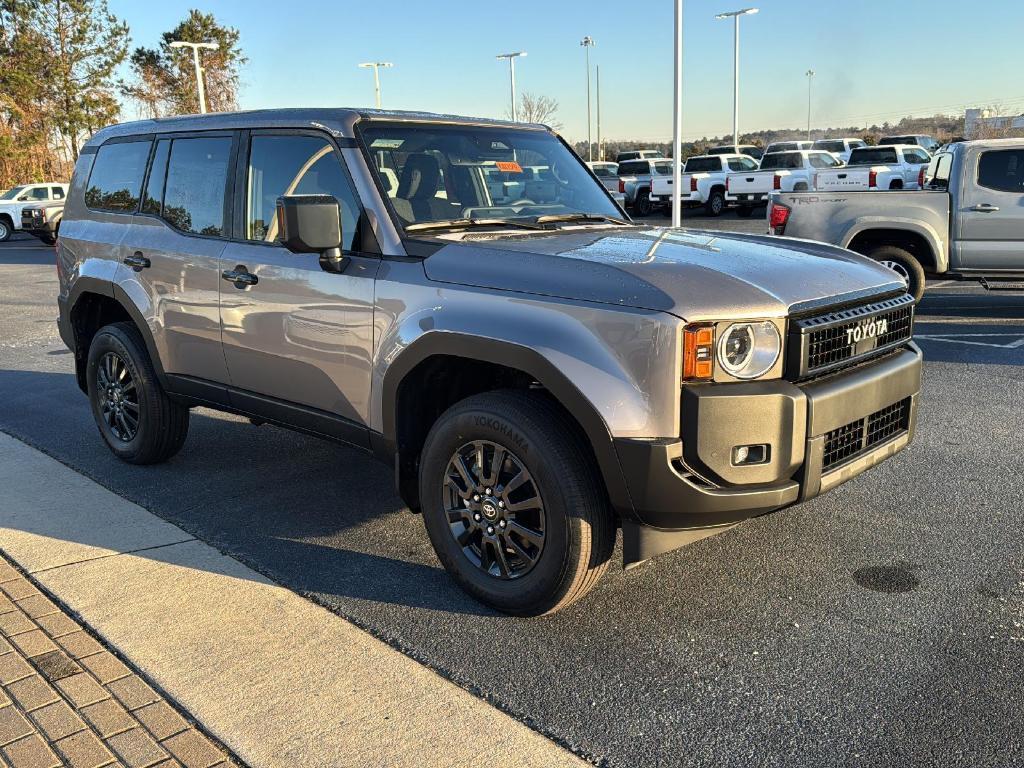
{"left": 0, "top": 432, "right": 588, "bottom": 768}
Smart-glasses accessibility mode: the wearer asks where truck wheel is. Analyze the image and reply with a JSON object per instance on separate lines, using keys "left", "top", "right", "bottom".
{"left": 418, "top": 390, "right": 614, "bottom": 616}
{"left": 868, "top": 245, "right": 925, "bottom": 302}
{"left": 736, "top": 205, "right": 754, "bottom": 218}
{"left": 705, "top": 189, "right": 725, "bottom": 217}
{"left": 889, "top": 180, "right": 903, "bottom": 190}
{"left": 0, "top": 218, "right": 11, "bottom": 242}
{"left": 634, "top": 190, "right": 652, "bottom": 217}
{"left": 86, "top": 322, "right": 189, "bottom": 464}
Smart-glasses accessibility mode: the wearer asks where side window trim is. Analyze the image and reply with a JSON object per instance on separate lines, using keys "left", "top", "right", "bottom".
{"left": 237, "top": 127, "right": 376, "bottom": 255}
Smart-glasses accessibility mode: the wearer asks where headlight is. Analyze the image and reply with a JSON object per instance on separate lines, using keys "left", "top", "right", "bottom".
{"left": 717, "top": 321, "right": 781, "bottom": 379}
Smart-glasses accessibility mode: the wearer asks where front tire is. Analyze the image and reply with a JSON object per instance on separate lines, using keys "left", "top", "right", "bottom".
{"left": 867, "top": 245, "right": 926, "bottom": 302}
{"left": 419, "top": 390, "right": 614, "bottom": 616}
{"left": 0, "top": 218, "right": 11, "bottom": 242}
{"left": 87, "top": 322, "right": 189, "bottom": 464}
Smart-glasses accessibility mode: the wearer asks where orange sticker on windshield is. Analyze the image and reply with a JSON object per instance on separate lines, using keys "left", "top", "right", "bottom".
{"left": 495, "top": 161, "right": 523, "bottom": 173}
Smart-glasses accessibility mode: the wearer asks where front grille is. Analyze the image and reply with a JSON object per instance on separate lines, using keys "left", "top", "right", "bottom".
{"left": 822, "top": 397, "right": 912, "bottom": 471}
{"left": 789, "top": 293, "right": 915, "bottom": 380}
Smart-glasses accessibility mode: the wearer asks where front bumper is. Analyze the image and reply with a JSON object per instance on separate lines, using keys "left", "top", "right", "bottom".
{"left": 616, "top": 344, "right": 922, "bottom": 564}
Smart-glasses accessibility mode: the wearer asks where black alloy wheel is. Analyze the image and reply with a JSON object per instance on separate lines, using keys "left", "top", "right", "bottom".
{"left": 443, "top": 440, "right": 546, "bottom": 580}
{"left": 96, "top": 352, "right": 140, "bottom": 442}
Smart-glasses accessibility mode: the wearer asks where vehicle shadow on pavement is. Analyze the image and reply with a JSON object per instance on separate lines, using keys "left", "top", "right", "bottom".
{"left": 0, "top": 368, "right": 496, "bottom": 617}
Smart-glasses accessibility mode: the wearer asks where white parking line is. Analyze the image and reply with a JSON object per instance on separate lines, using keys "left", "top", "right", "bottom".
{"left": 915, "top": 333, "right": 1024, "bottom": 349}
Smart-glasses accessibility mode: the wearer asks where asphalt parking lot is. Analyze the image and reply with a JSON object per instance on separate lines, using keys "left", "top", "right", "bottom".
{"left": 1, "top": 223, "right": 1022, "bottom": 767}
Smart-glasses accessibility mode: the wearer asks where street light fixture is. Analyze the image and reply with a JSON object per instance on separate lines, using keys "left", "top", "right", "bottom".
{"left": 714, "top": 7, "right": 758, "bottom": 149}
{"left": 806, "top": 69, "right": 815, "bottom": 141}
{"left": 495, "top": 52, "right": 527, "bottom": 121}
{"left": 168, "top": 41, "right": 219, "bottom": 114}
{"left": 358, "top": 62, "right": 394, "bottom": 109}
{"left": 581, "top": 36, "right": 595, "bottom": 161}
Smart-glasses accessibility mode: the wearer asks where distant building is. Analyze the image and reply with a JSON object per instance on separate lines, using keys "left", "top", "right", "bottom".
{"left": 966, "top": 108, "right": 1024, "bottom": 137}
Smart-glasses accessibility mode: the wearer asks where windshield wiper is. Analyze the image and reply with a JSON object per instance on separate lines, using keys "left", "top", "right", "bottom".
{"left": 531, "top": 213, "right": 631, "bottom": 227}
{"left": 404, "top": 218, "right": 545, "bottom": 233}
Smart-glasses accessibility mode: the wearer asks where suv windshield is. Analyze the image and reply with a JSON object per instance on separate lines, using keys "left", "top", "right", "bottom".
{"left": 358, "top": 122, "right": 619, "bottom": 227}
{"left": 0, "top": 186, "right": 27, "bottom": 201}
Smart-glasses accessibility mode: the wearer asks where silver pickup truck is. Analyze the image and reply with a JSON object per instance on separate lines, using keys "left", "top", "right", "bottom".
{"left": 769, "top": 138, "right": 1024, "bottom": 301}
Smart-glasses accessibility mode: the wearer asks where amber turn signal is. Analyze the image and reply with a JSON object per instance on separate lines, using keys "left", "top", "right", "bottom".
{"left": 683, "top": 324, "right": 715, "bottom": 381}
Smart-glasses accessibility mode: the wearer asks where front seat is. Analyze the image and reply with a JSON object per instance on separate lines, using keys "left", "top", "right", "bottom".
{"left": 394, "top": 154, "right": 458, "bottom": 221}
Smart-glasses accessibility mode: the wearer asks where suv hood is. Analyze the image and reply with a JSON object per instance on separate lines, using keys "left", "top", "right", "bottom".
{"left": 423, "top": 226, "right": 906, "bottom": 320}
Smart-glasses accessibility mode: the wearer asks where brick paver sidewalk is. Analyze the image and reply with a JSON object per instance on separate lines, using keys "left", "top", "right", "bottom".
{"left": 0, "top": 554, "right": 239, "bottom": 768}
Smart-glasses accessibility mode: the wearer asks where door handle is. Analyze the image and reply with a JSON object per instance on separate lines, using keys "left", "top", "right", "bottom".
{"left": 123, "top": 252, "right": 150, "bottom": 270}
{"left": 221, "top": 267, "right": 258, "bottom": 288}
{"left": 971, "top": 203, "right": 1000, "bottom": 213}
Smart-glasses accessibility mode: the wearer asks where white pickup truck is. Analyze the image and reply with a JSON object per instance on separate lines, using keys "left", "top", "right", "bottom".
{"left": 725, "top": 150, "right": 841, "bottom": 216}
{"left": 768, "top": 138, "right": 1024, "bottom": 301}
{"left": 814, "top": 145, "right": 931, "bottom": 192}
{"left": 0, "top": 182, "right": 68, "bottom": 241}
{"left": 648, "top": 153, "right": 759, "bottom": 216}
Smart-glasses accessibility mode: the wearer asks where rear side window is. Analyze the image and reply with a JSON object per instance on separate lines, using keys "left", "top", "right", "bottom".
{"left": 51, "top": 187, "right": 65, "bottom": 200}
{"left": 85, "top": 140, "right": 152, "bottom": 212}
{"left": 246, "top": 134, "right": 362, "bottom": 250}
{"left": 759, "top": 152, "right": 802, "bottom": 170}
{"left": 161, "top": 136, "right": 232, "bottom": 237}
{"left": 977, "top": 149, "right": 1024, "bottom": 193}
{"left": 685, "top": 157, "right": 720, "bottom": 173}
{"left": 903, "top": 149, "right": 930, "bottom": 165}
{"left": 848, "top": 147, "right": 899, "bottom": 165}
{"left": 728, "top": 156, "right": 758, "bottom": 171}
{"left": 808, "top": 153, "right": 840, "bottom": 169}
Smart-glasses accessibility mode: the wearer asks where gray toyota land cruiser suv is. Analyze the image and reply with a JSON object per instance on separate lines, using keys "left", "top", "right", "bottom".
{"left": 57, "top": 109, "right": 922, "bottom": 615}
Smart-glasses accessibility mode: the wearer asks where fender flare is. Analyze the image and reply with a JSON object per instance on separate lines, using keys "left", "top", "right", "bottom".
{"left": 840, "top": 218, "right": 947, "bottom": 272}
{"left": 381, "top": 332, "right": 637, "bottom": 521}
{"left": 65, "top": 276, "right": 170, "bottom": 390}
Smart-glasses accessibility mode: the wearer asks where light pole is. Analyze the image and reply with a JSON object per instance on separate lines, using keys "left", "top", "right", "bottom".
{"left": 805, "top": 69, "right": 815, "bottom": 141}
{"left": 596, "top": 65, "right": 602, "bottom": 160}
{"left": 672, "top": 0, "right": 683, "bottom": 228}
{"left": 581, "top": 36, "right": 595, "bottom": 161}
{"left": 168, "top": 41, "right": 219, "bottom": 114}
{"left": 358, "top": 62, "right": 393, "bottom": 109}
{"left": 714, "top": 8, "right": 758, "bottom": 148}
{"left": 495, "top": 52, "right": 526, "bottom": 121}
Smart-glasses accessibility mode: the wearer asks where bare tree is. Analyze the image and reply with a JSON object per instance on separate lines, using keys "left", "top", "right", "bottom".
{"left": 508, "top": 93, "right": 563, "bottom": 130}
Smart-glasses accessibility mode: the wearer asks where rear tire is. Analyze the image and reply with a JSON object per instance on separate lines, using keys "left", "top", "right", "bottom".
{"left": 705, "top": 189, "right": 725, "bottom": 217}
{"left": 867, "top": 245, "right": 925, "bottom": 302}
{"left": 86, "top": 322, "right": 189, "bottom": 464}
{"left": 634, "top": 190, "right": 652, "bottom": 217}
{"left": 736, "top": 205, "right": 754, "bottom": 218}
{"left": 418, "top": 390, "right": 614, "bottom": 616}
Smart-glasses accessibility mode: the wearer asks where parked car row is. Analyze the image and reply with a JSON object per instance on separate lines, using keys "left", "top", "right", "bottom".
{"left": 605, "top": 135, "right": 940, "bottom": 217}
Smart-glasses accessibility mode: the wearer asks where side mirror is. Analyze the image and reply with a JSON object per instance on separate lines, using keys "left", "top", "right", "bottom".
{"left": 276, "top": 195, "right": 346, "bottom": 272}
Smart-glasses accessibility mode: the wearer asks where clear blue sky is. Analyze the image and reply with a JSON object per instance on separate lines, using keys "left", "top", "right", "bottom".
{"left": 108, "top": 0, "right": 1024, "bottom": 142}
